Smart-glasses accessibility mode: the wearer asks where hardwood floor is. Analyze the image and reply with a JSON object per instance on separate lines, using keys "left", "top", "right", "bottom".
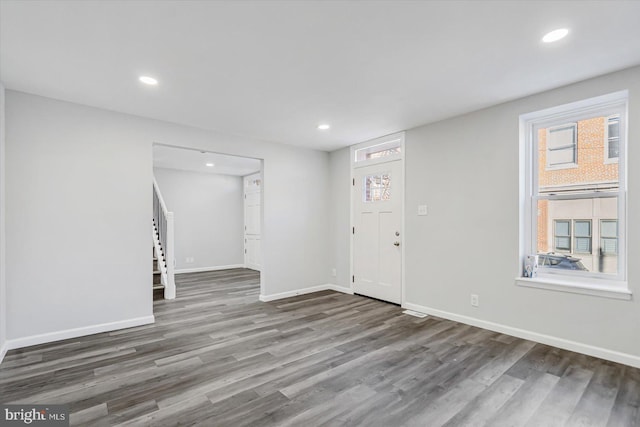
{"left": 1, "top": 268, "right": 639, "bottom": 426}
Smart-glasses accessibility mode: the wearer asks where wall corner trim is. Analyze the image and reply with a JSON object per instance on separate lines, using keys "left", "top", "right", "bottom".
{"left": 402, "top": 301, "right": 640, "bottom": 369}
{"left": 4, "top": 315, "right": 155, "bottom": 353}
{"left": 259, "top": 283, "right": 353, "bottom": 302}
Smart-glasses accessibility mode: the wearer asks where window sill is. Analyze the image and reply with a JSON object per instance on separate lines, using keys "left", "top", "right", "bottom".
{"left": 515, "top": 277, "right": 631, "bottom": 300}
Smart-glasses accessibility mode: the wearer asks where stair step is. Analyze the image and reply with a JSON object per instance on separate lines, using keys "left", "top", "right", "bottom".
{"left": 153, "top": 285, "right": 165, "bottom": 301}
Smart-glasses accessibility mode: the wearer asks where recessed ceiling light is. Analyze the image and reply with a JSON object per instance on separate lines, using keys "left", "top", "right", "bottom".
{"left": 317, "top": 124, "right": 330, "bottom": 130}
{"left": 206, "top": 163, "right": 215, "bottom": 167}
{"left": 139, "top": 75, "right": 158, "bottom": 85}
{"left": 542, "top": 28, "right": 569, "bottom": 43}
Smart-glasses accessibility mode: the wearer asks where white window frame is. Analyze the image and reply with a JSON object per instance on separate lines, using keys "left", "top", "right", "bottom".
{"left": 517, "top": 91, "right": 630, "bottom": 300}
{"left": 604, "top": 115, "right": 620, "bottom": 164}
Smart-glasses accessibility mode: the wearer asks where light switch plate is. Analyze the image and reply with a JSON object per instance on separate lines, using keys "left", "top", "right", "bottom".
{"left": 418, "top": 205, "right": 428, "bottom": 216}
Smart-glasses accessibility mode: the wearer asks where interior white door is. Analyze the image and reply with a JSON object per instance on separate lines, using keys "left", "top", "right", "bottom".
{"left": 353, "top": 160, "right": 402, "bottom": 304}
{"left": 244, "top": 173, "right": 262, "bottom": 271}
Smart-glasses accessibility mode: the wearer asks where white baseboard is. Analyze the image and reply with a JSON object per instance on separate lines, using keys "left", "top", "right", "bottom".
{"left": 403, "top": 302, "right": 640, "bottom": 369}
{"left": 4, "top": 315, "right": 155, "bottom": 352}
{"left": 175, "top": 264, "right": 245, "bottom": 274}
{"left": 259, "top": 283, "right": 353, "bottom": 302}
{"left": 0, "top": 341, "right": 8, "bottom": 365}
{"left": 326, "top": 284, "right": 354, "bottom": 295}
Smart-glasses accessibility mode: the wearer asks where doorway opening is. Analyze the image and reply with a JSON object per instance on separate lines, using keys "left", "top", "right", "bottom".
{"left": 152, "top": 144, "right": 263, "bottom": 302}
{"left": 350, "top": 133, "right": 405, "bottom": 305}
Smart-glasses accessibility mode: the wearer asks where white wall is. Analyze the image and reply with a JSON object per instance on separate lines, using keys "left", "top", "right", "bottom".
{"left": 403, "top": 66, "right": 640, "bottom": 360}
{"left": 5, "top": 90, "right": 330, "bottom": 345}
{"left": 328, "top": 147, "right": 351, "bottom": 287}
{"left": 329, "top": 66, "right": 640, "bottom": 364}
{"left": 0, "top": 83, "right": 7, "bottom": 361}
{"left": 153, "top": 167, "right": 244, "bottom": 271}
{"left": 6, "top": 92, "right": 154, "bottom": 344}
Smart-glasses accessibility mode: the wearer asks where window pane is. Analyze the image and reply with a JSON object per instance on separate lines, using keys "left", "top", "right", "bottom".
{"left": 574, "top": 237, "right": 591, "bottom": 253}
{"left": 537, "top": 197, "right": 618, "bottom": 273}
{"left": 367, "top": 147, "right": 401, "bottom": 160}
{"left": 555, "top": 220, "right": 570, "bottom": 236}
{"left": 537, "top": 117, "right": 619, "bottom": 194}
{"left": 601, "top": 220, "right": 617, "bottom": 237}
{"left": 574, "top": 220, "right": 591, "bottom": 237}
{"left": 548, "top": 125, "right": 576, "bottom": 149}
{"left": 355, "top": 139, "right": 402, "bottom": 162}
{"left": 608, "top": 119, "right": 619, "bottom": 139}
{"left": 600, "top": 219, "right": 618, "bottom": 261}
{"left": 364, "top": 173, "right": 391, "bottom": 202}
{"left": 555, "top": 237, "right": 571, "bottom": 250}
{"left": 608, "top": 117, "right": 620, "bottom": 159}
{"left": 608, "top": 140, "right": 620, "bottom": 159}
{"left": 601, "top": 238, "right": 618, "bottom": 255}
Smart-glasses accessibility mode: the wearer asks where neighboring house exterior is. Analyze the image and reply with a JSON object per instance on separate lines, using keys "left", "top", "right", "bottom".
{"left": 537, "top": 115, "right": 620, "bottom": 273}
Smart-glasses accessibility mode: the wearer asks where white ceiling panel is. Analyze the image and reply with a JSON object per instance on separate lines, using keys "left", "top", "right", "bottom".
{"left": 1, "top": 0, "right": 639, "bottom": 151}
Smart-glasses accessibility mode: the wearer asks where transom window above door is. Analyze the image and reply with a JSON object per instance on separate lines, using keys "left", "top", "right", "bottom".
{"left": 354, "top": 138, "right": 402, "bottom": 163}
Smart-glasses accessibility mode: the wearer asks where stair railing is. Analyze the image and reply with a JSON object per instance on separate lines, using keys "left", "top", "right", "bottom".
{"left": 153, "top": 178, "right": 176, "bottom": 299}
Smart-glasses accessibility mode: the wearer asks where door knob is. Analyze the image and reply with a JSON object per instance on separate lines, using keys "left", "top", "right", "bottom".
{"left": 393, "top": 241, "right": 400, "bottom": 247}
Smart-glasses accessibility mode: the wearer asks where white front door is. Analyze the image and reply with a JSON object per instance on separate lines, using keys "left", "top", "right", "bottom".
{"left": 244, "top": 173, "right": 262, "bottom": 271}
{"left": 353, "top": 160, "right": 402, "bottom": 304}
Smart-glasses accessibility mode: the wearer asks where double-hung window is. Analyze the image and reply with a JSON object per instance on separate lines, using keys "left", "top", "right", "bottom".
{"left": 547, "top": 124, "right": 577, "bottom": 169}
{"left": 600, "top": 220, "right": 618, "bottom": 255}
{"left": 552, "top": 219, "right": 592, "bottom": 254}
{"left": 553, "top": 220, "right": 571, "bottom": 252}
{"left": 605, "top": 115, "right": 620, "bottom": 163}
{"left": 573, "top": 220, "right": 592, "bottom": 254}
{"left": 519, "top": 91, "right": 629, "bottom": 298}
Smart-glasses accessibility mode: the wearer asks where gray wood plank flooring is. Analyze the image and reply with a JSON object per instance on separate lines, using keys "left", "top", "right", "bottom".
{"left": 1, "top": 268, "right": 639, "bottom": 426}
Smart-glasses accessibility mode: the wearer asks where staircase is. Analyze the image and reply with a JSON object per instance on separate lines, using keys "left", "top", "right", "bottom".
{"left": 153, "top": 244, "right": 164, "bottom": 300}
{"left": 152, "top": 178, "right": 176, "bottom": 300}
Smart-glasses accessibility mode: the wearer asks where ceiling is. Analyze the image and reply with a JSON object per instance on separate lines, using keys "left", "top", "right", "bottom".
{"left": 153, "top": 145, "right": 261, "bottom": 176}
{"left": 1, "top": 1, "right": 639, "bottom": 152}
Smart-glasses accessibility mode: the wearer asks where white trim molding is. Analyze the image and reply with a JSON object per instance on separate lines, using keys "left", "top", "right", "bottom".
{"left": 403, "top": 301, "right": 640, "bottom": 369}
{"left": 0, "top": 342, "right": 8, "bottom": 365}
{"left": 259, "top": 283, "right": 353, "bottom": 302}
{"left": 326, "top": 284, "right": 354, "bottom": 295}
{"left": 175, "top": 264, "right": 246, "bottom": 274}
{"left": 519, "top": 90, "right": 629, "bottom": 293}
{"left": 4, "top": 315, "right": 155, "bottom": 352}
{"left": 350, "top": 131, "right": 406, "bottom": 306}
{"left": 516, "top": 277, "right": 631, "bottom": 300}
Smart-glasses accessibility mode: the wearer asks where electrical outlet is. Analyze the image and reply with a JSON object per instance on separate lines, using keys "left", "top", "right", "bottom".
{"left": 331, "top": 268, "right": 337, "bottom": 277}
{"left": 418, "top": 205, "right": 428, "bottom": 216}
{"left": 186, "top": 257, "right": 194, "bottom": 264}
{"left": 471, "top": 294, "right": 479, "bottom": 307}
